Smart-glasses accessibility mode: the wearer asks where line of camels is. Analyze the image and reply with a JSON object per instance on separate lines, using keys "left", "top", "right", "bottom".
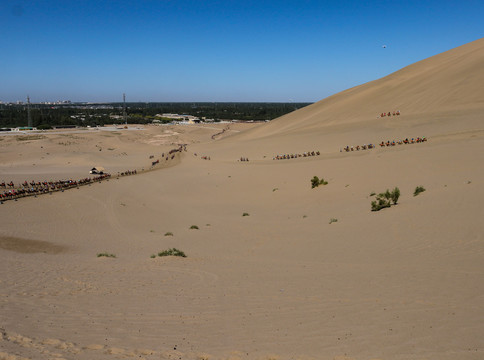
{"left": 273, "top": 151, "right": 321, "bottom": 160}
{"left": 0, "top": 174, "right": 112, "bottom": 201}
{"left": 343, "top": 137, "right": 427, "bottom": 152}
{"left": 0, "top": 144, "right": 187, "bottom": 203}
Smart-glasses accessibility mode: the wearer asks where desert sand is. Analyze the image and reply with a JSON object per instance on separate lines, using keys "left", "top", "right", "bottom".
{"left": 1, "top": 38, "right": 483, "bottom": 360}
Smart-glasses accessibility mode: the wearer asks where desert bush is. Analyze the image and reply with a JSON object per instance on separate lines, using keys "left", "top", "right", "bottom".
{"left": 97, "top": 252, "right": 116, "bottom": 258}
{"left": 413, "top": 186, "right": 426, "bottom": 196}
{"left": 329, "top": 218, "right": 338, "bottom": 224}
{"left": 371, "top": 197, "right": 391, "bottom": 211}
{"left": 190, "top": 225, "right": 199, "bottom": 230}
{"left": 311, "top": 176, "right": 328, "bottom": 189}
{"left": 164, "top": 232, "right": 174, "bottom": 236}
{"left": 242, "top": 212, "right": 250, "bottom": 217}
{"left": 158, "top": 248, "right": 186, "bottom": 258}
{"left": 371, "top": 187, "right": 400, "bottom": 211}
{"left": 311, "top": 176, "right": 320, "bottom": 188}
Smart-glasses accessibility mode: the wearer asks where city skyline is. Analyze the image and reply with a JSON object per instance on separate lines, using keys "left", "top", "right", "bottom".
{"left": 1, "top": 0, "right": 483, "bottom": 103}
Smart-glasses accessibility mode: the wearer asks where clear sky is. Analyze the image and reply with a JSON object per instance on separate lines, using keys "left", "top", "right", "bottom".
{"left": 1, "top": 0, "right": 482, "bottom": 103}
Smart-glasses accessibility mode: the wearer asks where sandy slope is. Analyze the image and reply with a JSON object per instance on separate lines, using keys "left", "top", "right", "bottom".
{"left": 1, "top": 39, "right": 484, "bottom": 360}
{"left": 233, "top": 37, "right": 484, "bottom": 141}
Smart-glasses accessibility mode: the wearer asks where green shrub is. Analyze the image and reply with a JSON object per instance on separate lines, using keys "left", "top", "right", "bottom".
{"left": 413, "top": 186, "right": 426, "bottom": 196}
{"left": 157, "top": 248, "right": 186, "bottom": 258}
{"left": 242, "top": 212, "right": 250, "bottom": 217}
{"left": 97, "top": 252, "right": 116, "bottom": 258}
{"left": 164, "top": 232, "right": 174, "bottom": 236}
{"left": 311, "top": 176, "right": 320, "bottom": 188}
{"left": 371, "top": 187, "right": 400, "bottom": 211}
{"left": 371, "top": 198, "right": 391, "bottom": 211}
{"left": 150, "top": 254, "right": 156, "bottom": 258}
{"left": 190, "top": 225, "right": 199, "bottom": 230}
{"left": 329, "top": 218, "right": 338, "bottom": 224}
{"left": 311, "top": 176, "right": 328, "bottom": 189}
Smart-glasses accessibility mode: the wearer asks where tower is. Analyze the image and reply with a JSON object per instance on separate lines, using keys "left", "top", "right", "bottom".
{"left": 27, "top": 96, "right": 32, "bottom": 127}
{"left": 123, "top": 93, "right": 127, "bottom": 125}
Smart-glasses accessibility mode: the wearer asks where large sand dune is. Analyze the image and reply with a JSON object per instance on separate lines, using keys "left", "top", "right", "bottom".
{"left": 1, "top": 38, "right": 483, "bottom": 360}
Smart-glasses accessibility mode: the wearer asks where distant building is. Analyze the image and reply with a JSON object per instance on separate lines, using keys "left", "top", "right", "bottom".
{"left": 90, "top": 166, "right": 105, "bottom": 174}
{"left": 155, "top": 113, "right": 200, "bottom": 122}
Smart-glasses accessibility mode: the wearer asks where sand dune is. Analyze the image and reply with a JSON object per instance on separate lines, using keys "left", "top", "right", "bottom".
{"left": 1, "top": 39, "right": 483, "bottom": 359}
{"left": 232, "top": 37, "right": 484, "bottom": 142}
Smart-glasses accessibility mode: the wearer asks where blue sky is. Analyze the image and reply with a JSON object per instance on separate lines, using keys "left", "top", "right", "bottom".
{"left": 1, "top": 0, "right": 482, "bottom": 103}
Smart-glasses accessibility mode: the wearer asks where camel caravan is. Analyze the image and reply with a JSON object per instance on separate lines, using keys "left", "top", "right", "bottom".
{"left": 379, "top": 137, "right": 427, "bottom": 147}
{"left": 0, "top": 174, "right": 111, "bottom": 202}
{"left": 211, "top": 126, "right": 229, "bottom": 140}
{"left": 119, "top": 169, "right": 137, "bottom": 176}
{"left": 378, "top": 110, "right": 401, "bottom": 118}
{"left": 0, "top": 144, "right": 188, "bottom": 204}
{"left": 148, "top": 144, "right": 187, "bottom": 168}
{"left": 273, "top": 151, "right": 321, "bottom": 160}
{"left": 342, "top": 144, "right": 375, "bottom": 152}
{"left": 342, "top": 137, "right": 427, "bottom": 153}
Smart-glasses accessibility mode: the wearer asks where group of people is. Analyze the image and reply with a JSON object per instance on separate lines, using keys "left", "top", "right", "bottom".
{"left": 342, "top": 144, "right": 375, "bottom": 152}
{"left": 119, "top": 169, "right": 137, "bottom": 176}
{"left": 193, "top": 153, "right": 211, "bottom": 160}
{"left": 379, "top": 110, "right": 401, "bottom": 118}
{"left": 212, "top": 127, "right": 228, "bottom": 140}
{"left": 1, "top": 144, "right": 189, "bottom": 203}
{"left": 150, "top": 145, "right": 186, "bottom": 167}
{"left": 273, "top": 151, "right": 320, "bottom": 160}
{"left": 0, "top": 174, "right": 111, "bottom": 202}
{"left": 341, "top": 137, "right": 427, "bottom": 152}
{"left": 379, "top": 137, "right": 427, "bottom": 147}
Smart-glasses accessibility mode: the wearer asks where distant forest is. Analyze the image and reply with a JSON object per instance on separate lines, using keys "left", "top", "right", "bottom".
{"left": 0, "top": 102, "right": 312, "bottom": 129}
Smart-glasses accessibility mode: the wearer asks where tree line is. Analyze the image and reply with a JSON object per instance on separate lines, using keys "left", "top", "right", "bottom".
{"left": 0, "top": 102, "right": 311, "bottom": 129}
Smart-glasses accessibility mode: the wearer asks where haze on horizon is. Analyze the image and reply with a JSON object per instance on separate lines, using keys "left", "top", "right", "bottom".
{"left": 1, "top": 0, "right": 483, "bottom": 103}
